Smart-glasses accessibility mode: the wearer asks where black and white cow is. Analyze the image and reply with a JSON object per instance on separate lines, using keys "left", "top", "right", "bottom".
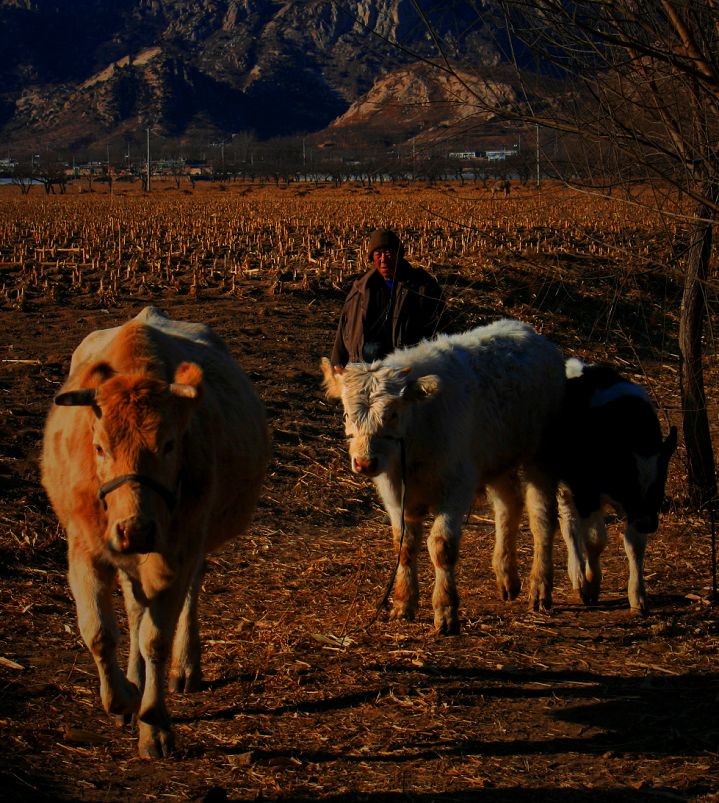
{"left": 556, "top": 358, "right": 677, "bottom": 614}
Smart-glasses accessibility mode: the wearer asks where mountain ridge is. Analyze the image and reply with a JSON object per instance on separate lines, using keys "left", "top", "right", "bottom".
{"left": 0, "top": 0, "right": 519, "bottom": 156}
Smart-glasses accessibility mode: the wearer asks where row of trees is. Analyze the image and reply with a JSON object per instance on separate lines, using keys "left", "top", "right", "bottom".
{"left": 6, "top": 126, "right": 597, "bottom": 191}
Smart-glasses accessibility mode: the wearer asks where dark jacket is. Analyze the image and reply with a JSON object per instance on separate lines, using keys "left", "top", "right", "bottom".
{"left": 330, "top": 259, "right": 445, "bottom": 367}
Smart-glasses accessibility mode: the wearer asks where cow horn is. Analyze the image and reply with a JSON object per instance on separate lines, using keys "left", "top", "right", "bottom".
{"left": 54, "top": 388, "right": 98, "bottom": 406}
{"left": 169, "top": 383, "right": 199, "bottom": 399}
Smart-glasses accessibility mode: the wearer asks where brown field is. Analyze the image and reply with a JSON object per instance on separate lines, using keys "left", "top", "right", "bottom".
{"left": 1, "top": 180, "right": 717, "bottom": 802}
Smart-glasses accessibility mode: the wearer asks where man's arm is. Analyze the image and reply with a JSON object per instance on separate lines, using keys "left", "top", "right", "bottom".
{"left": 330, "top": 311, "right": 349, "bottom": 367}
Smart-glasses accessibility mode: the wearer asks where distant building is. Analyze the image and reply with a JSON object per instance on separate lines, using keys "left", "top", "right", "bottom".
{"left": 448, "top": 151, "right": 477, "bottom": 160}
{"left": 485, "top": 146, "right": 519, "bottom": 161}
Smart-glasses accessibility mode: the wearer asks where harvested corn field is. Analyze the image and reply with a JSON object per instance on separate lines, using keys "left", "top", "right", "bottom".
{"left": 0, "top": 181, "right": 717, "bottom": 802}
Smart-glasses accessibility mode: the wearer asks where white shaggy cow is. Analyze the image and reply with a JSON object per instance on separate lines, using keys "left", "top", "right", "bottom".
{"left": 321, "top": 319, "right": 566, "bottom": 634}
{"left": 556, "top": 359, "right": 677, "bottom": 614}
{"left": 42, "top": 307, "right": 270, "bottom": 758}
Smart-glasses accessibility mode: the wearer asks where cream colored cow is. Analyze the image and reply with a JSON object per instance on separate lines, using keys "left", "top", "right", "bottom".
{"left": 322, "top": 319, "right": 565, "bottom": 634}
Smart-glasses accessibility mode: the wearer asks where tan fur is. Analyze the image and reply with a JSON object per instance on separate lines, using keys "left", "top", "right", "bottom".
{"left": 41, "top": 307, "right": 270, "bottom": 759}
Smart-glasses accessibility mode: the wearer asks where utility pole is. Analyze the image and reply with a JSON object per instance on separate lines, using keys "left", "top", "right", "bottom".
{"left": 535, "top": 124, "right": 541, "bottom": 189}
{"left": 146, "top": 127, "right": 151, "bottom": 192}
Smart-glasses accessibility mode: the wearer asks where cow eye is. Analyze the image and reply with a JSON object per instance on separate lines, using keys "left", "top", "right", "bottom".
{"left": 163, "top": 439, "right": 176, "bottom": 456}
{"left": 94, "top": 443, "right": 105, "bottom": 458}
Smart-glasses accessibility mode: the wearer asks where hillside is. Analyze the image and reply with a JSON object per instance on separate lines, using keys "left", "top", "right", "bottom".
{"left": 0, "top": 0, "right": 517, "bottom": 155}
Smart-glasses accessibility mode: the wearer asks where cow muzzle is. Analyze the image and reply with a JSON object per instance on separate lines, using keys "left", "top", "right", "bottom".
{"left": 110, "top": 516, "right": 158, "bottom": 554}
{"left": 352, "top": 455, "right": 379, "bottom": 476}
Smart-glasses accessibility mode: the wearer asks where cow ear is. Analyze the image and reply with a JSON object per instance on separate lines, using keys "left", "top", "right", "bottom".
{"left": 170, "top": 362, "right": 203, "bottom": 400}
{"left": 320, "top": 357, "right": 344, "bottom": 399}
{"left": 54, "top": 388, "right": 97, "bottom": 406}
{"left": 55, "top": 360, "right": 113, "bottom": 408}
{"left": 401, "top": 374, "right": 441, "bottom": 403}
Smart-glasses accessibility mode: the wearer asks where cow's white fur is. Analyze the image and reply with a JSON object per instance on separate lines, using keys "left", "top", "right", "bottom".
{"left": 322, "top": 318, "right": 566, "bottom": 633}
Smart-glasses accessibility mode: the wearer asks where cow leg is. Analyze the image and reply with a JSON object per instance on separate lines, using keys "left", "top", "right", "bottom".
{"left": 67, "top": 539, "right": 140, "bottom": 720}
{"left": 118, "top": 572, "right": 146, "bottom": 721}
{"left": 169, "top": 560, "right": 205, "bottom": 693}
{"left": 557, "top": 485, "right": 586, "bottom": 595}
{"left": 487, "top": 473, "right": 523, "bottom": 601}
{"left": 557, "top": 487, "right": 603, "bottom": 604}
{"left": 623, "top": 524, "right": 649, "bottom": 615}
{"left": 525, "top": 469, "right": 558, "bottom": 612}
{"left": 427, "top": 506, "right": 467, "bottom": 636}
{"left": 582, "top": 512, "right": 608, "bottom": 605}
{"left": 389, "top": 516, "right": 423, "bottom": 622}
{"left": 136, "top": 582, "right": 188, "bottom": 759}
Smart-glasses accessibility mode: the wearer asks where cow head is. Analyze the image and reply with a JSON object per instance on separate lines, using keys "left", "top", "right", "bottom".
{"left": 628, "top": 425, "right": 677, "bottom": 534}
{"left": 55, "top": 361, "right": 203, "bottom": 555}
{"left": 321, "top": 357, "right": 440, "bottom": 477}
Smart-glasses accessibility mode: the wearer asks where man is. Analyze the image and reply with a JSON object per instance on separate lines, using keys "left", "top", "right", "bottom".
{"left": 330, "top": 228, "right": 446, "bottom": 367}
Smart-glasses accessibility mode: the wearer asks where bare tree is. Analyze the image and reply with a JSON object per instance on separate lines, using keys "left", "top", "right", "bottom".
{"left": 401, "top": 1, "right": 718, "bottom": 508}
{"left": 497, "top": 1, "right": 718, "bottom": 509}
{"left": 11, "top": 159, "right": 35, "bottom": 195}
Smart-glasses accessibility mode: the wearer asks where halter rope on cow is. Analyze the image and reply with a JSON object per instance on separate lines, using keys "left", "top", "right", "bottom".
{"left": 53, "top": 384, "right": 181, "bottom": 514}
{"left": 366, "top": 435, "right": 407, "bottom": 629}
{"left": 97, "top": 473, "right": 179, "bottom": 512}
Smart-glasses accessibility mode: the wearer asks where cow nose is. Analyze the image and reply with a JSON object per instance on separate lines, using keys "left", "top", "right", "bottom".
{"left": 353, "top": 456, "right": 378, "bottom": 475}
{"left": 111, "top": 518, "right": 157, "bottom": 554}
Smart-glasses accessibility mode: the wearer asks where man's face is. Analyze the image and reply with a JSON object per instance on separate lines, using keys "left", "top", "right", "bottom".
{"left": 372, "top": 247, "right": 397, "bottom": 281}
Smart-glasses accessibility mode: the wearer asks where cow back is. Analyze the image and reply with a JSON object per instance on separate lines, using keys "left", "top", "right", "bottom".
{"left": 379, "top": 319, "right": 565, "bottom": 481}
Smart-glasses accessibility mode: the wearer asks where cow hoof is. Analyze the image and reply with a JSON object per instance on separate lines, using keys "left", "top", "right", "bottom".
{"left": 497, "top": 577, "right": 521, "bottom": 601}
{"left": 529, "top": 593, "right": 553, "bottom": 613}
{"left": 389, "top": 605, "right": 416, "bottom": 622}
{"left": 434, "top": 621, "right": 460, "bottom": 636}
{"left": 629, "top": 601, "right": 649, "bottom": 617}
{"left": 113, "top": 712, "right": 136, "bottom": 729}
{"left": 528, "top": 577, "right": 553, "bottom": 613}
{"left": 104, "top": 678, "right": 141, "bottom": 719}
{"left": 138, "top": 725, "right": 175, "bottom": 760}
{"left": 433, "top": 609, "right": 460, "bottom": 636}
{"left": 169, "top": 669, "right": 203, "bottom": 694}
{"left": 579, "top": 579, "right": 601, "bottom": 606}
{"left": 580, "top": 591, "right": 600, "bottom": 606}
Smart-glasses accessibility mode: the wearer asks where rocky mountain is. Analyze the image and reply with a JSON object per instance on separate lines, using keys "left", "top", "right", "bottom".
{"left": 0, "top": 0, "right": 518, "bottom": 156}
